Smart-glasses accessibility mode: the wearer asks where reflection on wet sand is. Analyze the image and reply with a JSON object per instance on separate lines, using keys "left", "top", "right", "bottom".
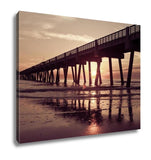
{"left": 19, "top": 89, "right": 140, "bottom": 142}
{"left": 127, "top": 89, "right": 133, "bottom": 122}
{"left": 18, "top": 80, "right": 140, "bottom": 143}
{"left": 42, "top": 88, "right": 136, "bottom": 129}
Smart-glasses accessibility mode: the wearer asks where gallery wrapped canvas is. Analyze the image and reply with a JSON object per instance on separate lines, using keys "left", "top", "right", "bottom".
{"left": 17, "top": 11, "right": 140, "bottom": 143}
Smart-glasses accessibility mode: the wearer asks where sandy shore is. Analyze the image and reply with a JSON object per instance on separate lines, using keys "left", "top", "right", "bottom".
{"left": 17, "top": 80, "right": 140, "bottom": 143}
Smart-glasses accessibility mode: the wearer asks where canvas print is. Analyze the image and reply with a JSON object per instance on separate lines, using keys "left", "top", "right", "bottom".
{"left": 17, "top": 11, "right": 140, "bottom": 143}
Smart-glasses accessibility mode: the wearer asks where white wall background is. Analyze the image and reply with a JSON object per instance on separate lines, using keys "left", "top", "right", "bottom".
{"left": 0, "top": 0, "right": 150, "bottom": 160}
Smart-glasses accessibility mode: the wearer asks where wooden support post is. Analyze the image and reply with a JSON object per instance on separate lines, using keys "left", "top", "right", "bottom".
{"left": 50, "top": 70, "right": 52, "bottom": 83}
{"left": 45, "top": 71, "right": 47, "bottom": 82}
{"left": 46, "top": 71, "right": 48, "bottom": 82}
{"left": 46, "top": 71, "right": 49, "bottom": 83}
{"left": 64, "top": 66, "right": 68, "bottom": 86}
{"left": 58, "top": 69, "right": 60, "bottom": 83}
{"left": 39, "top": 73, "right": 41, "bottom": 82}
{"left": 50, "top": 70, "right": 54, "bottom": 84}
{"left": 126, "top": 51, "right": 134, "bottom": 87}
{"left": 43, "top": 72, "right": 45, "bottom": 82}
{"left": 82, "top": 100, "right": 85, "bottom": 109}
{"left": 64, "top": 68, "right": 66, "bottom": 85}
{"left": 75, "top": 48, "right": 79, "bottom": 84}
{"left": 75, "top": 65, "right": 77, "bottom": 84}
{"left": 56, "top": 70, "right": 58, "bottom": 84}
{"left": 71, "top": 66, "right": 75, "bottom": 82}
{"left": 95, "top": 66, "right": 98, "bottom": 86}
{"left": 42, "top": 72, "right": 44, "bottom": 82}
{"left": 98, "top": 63, "right": 102, "bottom": 85}
{"left": 56, "top": 68, "right": 60, "bottom": 85}
{"left": 42, "top": 72, "right": 43, "bottom": 82}
{"left": 44, "top": 71, "right": 46, "bottom": 82}
{"left": 52, "top": 70, "right": 54, "bottom": 84}
{"left": 95, "top": 61, "right": 101, "bottom": 86}
{"left": 48, "top": 71, "right": 50, "bottom": 83}
{"left": 77, "top": 64, "right": 81, "bottom": 85}
{"left": 40, "top": 73, "right": 42, "bottom": 82}
{"left": 88, "top": 61, "right": 92, "bottom": 86}
{"left": 48, "top": 71, "right": 49, "bottom": 83}
{"left": 99, "top": 72, "right": 102, "bottom": 85}
{"left": 118, "top": 58, "right": 124, "bottom": 85}
{"left": 109, "top": 57, "right": 113, "bottom": 86}
{"left": 37, "top": 72, "right": 39, "bottom": 81}
{"left": 78, "top": 100, "right": 81, "bottom": 109}
{"left": 82, "top": 64, "right": 86, "bottom": 84}
{"left": 40, "top": 72, "right": 42, "bottom": 82}
{"left": 74, "top": 100, "right": 77, "bottom": 109}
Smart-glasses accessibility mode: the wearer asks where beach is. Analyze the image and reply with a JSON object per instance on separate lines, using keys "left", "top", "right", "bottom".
{"left": 17, "top": 79, "right": 140, "bottom": 143}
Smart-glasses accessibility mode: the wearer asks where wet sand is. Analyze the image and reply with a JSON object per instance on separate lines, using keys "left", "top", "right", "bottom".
{"left": 17, "top": 80, "right": 140, "bottom": 143}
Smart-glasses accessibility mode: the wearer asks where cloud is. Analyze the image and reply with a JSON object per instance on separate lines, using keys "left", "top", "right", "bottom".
{"left": 20, "top": 30, "right": 44, "bottom": 39}
{"left": 19, "top": 12, "right": 93, "bottom": 43}
{"left": 42, "top": 31, "right": 94, "bottom": 42}
{"left": 20, "top": 29, "right": 94, "bottom": 43}
{"left": 41, "top": 23, "right": 55, "bottom": 30}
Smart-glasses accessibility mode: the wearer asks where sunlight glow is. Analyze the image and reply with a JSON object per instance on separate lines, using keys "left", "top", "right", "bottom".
{"left": 86, "top": 122, "right": 101, "bottom": 135}
{"left": 92, "top": 71, "right": 96, "bottom": 77}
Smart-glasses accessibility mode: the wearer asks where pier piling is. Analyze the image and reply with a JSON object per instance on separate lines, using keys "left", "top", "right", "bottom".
{"left": 109, "top": 57, "right": 113, "bottom": 86}
{"left": 118, "top": 58, "right": 124, "bottom": 85}
{"left": 126, "top": 51, "right": 134, "bottom": 87}
{"left": 88, "top": 61, "right": 92, "bottom": 86}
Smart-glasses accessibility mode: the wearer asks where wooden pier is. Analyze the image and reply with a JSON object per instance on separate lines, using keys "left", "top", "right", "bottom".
{"left": 20, "top": 25, "right": 140, "bottom": 87}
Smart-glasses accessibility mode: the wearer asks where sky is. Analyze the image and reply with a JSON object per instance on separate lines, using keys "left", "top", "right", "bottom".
{"left": 19, "top": 11, "right": 140, "bottom": 80}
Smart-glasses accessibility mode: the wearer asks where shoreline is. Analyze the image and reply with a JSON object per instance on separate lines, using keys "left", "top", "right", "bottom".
{"left": 18, "top": 85, "right": 140, "bottom": 93}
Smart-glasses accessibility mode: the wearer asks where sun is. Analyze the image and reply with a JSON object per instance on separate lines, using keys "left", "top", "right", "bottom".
{"left": 92, "top": 71, "right": 96, "bottom": 77}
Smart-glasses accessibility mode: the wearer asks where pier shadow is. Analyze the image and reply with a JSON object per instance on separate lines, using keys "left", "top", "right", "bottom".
{"left": 41, "top": 88, "right": 135, "bottom": 126}
{"left": 127, "top": 89, "right": 133, "bottom": 122}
